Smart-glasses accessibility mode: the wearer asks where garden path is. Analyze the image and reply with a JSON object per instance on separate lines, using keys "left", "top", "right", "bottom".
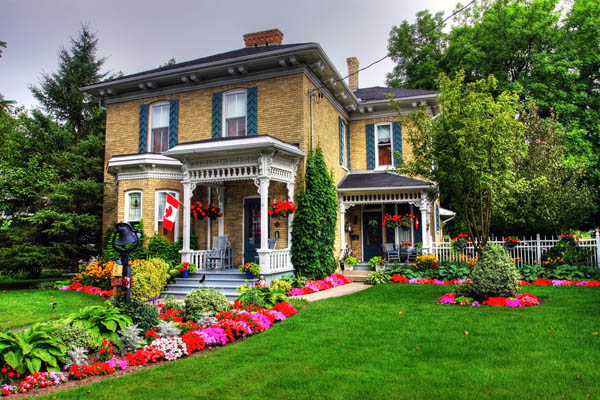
{"left": 296, "top": 282, "right": 371, "bottom": 302}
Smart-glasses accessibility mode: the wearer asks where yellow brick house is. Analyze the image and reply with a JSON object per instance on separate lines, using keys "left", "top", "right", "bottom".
{"left": 82, "top": 29, "right": 443, "bottom": 295}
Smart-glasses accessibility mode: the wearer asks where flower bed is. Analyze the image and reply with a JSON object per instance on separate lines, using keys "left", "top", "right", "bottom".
{"left": 438, "top": 292, "right": 540, "bottom": 307}
{"left": 59, "top": 282, "right": 114, "bottom": 297}
{"left": 286, "top": 273, "right": 352, "bottom": 296}
{"left": 0, "top": 301, "right": 298, "bottom": 397}
{"left": 519, "top": 279, "right": 600, "bottom": 287}
{"left": 389, "top": 274, "right": 600, "bottom": 287}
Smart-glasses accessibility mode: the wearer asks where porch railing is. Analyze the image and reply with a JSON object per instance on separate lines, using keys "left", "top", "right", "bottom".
{"left": 257, "top": 249, "right": 293, "bottom": 275}
{"left": 189, "top": 250, "right": 235, "bottom": 270}
{"left": 430, "top": 234, "right": 600, "bottom": 268}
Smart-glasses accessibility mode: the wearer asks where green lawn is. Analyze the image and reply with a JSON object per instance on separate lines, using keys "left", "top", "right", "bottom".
{"left": 0, "top": 289, "right": 107, "bottom": 330}
{"left": 42, "top": 284, "right": 600, "bottom": 399}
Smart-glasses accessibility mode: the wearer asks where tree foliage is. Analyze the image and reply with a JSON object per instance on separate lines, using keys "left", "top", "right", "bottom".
{"left": 387, "top": 0, "right": 600, "bottom": 228}
{"left": 291, "top": 146, "right": 338, "bottom": 279}
{"left": 0, "top": 26, "right": 108, "bottom": 276}
{"left": 395, "top": 71, "right": 524, "bottom": 252}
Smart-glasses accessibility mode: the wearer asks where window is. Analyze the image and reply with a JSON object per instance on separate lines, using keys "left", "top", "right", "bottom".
{"left": 375, "top": 123, "right": 393, "bottom": 167}
{"left": 125, "top": 191, "right": 142, "bottom": 225}
{"left": 150, "top": 102, "right": 169, "bottom": 152}
{"left": 155, "top": 190, "right": 179, "bottom": 242}
{"left": 341, "top": 122, "right": 348, "bottom": 168}
{"left": 224, "top": 90, "right": 246, "bottom": 137}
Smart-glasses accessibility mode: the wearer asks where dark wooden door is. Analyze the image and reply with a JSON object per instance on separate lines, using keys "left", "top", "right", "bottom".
{"left": 362, "top": 211, "right": 383, "bottom": 261}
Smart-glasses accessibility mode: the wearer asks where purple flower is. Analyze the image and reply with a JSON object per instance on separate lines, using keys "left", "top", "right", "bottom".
{"left": 471, "top": 301, "right": 480, "bottom": 307}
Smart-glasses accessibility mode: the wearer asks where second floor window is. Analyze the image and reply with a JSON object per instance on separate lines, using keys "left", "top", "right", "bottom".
{"left": 224, "top": 90, "right": 246, "bottom": 137}
{"left": 376, "top": 123, "right": 392, "bottom": 167}
{"left": 341, "top": 122, "right": 348, "bottom": 168}
{"left": 150, "top": 102, "right": 169, "bottom": 152}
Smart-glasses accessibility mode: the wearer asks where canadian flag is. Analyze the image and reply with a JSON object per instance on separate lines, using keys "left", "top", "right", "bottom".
{"left": 162, "top": 194, "right": 179, "bottom": 231}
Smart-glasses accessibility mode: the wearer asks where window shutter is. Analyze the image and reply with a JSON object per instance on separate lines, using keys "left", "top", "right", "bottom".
{"left": 366, "top": 123, "right": 375, "bottom": 169}
{"left": 247, "top": 87, "right": 258, "bottom": 136}
{"left": 338, "top": 117, "right": 344, "bottom": 165}
{"left": 346, "top": 124, "right": 351, "bottom": 169}
{"left": 392, "top": 122, "right": 402, "bottom": 167}
{"left": 168, "top": 99, "right": 179, "bottom": 149}
{"left": 139, "top": 104, "right": 149, "bottom": 153}
{"left": 212, "top": 92, "right": 222, "bottom": 138}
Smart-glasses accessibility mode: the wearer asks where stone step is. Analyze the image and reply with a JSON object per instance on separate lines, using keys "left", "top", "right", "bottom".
{"left": 162, "top": 269, "right": 255, "bottom": 301}
{"left": 343, "top": 270, "right": 371, "bottom": 282}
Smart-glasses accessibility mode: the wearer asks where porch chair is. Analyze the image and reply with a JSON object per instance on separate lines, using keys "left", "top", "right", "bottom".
{"left": 400, "top": 246, "right": 418, "bottom": 263}
{"left": 382, "top": 243, "right": 400, "bottom": 262}
{"left": 205, "top": 236, "right": 233, "bottom": 270}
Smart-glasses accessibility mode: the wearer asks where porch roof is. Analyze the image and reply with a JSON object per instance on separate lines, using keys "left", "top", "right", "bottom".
{"left": 337, "top": 171, "right": 435, "bottom": 191}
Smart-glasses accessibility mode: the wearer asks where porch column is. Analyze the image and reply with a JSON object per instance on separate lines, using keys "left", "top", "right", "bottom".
{"left": 286, "top": 182, "right": 294, "bottom": 249}
{"left": 217, "top": 185, "right": 225, "bottom": 237}
{"left": 394, "top": 203, "right": 400, "bottom": 247}
{"left": 339, "top": 196, "right": 346, "bottom": 254}
{"left": 206, "top": 187, "right": 211, "bottom": 249}
{"left": 256, "top": 177, "right": 271, "bottom": 273}
{"left": 181, "top": 181, "right": 193, "bottom": 263}
{"left": 420, "top": 199, "right": 431, "bottom": 254}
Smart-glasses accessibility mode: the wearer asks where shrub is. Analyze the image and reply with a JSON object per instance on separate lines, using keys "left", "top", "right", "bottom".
{"left": 270, "top": 279, "right": 292, "bottom": 293}
{"left": 62, "top": 301, "right": 132, "bottom": 347}
{"left": 131, "top": 258, "right": 170, "bottom": 301}
{"left": 542, "top": 233, "right": 592, "bottom": 267}
{"left": 365, "top": 271, "right": 391, "bottom": 285}
{"left": 184, "top": 288, "right": 229, "bottom": 319}
{"left": 147, "top": 233, "right": 182, "bottom": 267}
{"left": 470, "top": 245, "right": 519, "bottom": 299}
{"left": 117, "top": 300, "right": 159, "bottom": 332}
{"left": 51, "top": 322, "right": 98, "bottom": 352}
{"left": 236, "top": 285, "right": 288, "bottom": 308}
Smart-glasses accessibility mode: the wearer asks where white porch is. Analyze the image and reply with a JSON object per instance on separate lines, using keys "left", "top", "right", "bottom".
{"left": 163, "top": 135, "right": 305, "bottom": 276}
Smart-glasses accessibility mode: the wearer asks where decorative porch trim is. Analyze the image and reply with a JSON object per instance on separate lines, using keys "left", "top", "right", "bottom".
{"left": 107, "top": 153, "right": 184, "bottom": 181}
{"left": 340, "top": 191, "right": 422, "bottom": 205}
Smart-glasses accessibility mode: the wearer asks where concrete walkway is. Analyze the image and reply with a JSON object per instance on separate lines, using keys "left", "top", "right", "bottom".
{"left": 296, "top": 282, "right": 371, "bottom": 302}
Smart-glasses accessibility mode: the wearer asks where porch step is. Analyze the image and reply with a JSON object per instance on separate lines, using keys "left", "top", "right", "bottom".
{"left": 343, "top": 270, "right": 371, "bottom": 282}
{"left": 162, "top": 269, "right": 258, "bottom": 301}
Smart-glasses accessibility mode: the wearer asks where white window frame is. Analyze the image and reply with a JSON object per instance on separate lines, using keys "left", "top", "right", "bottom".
{"left": 124, "top": 190, "right": 143, "bottom": 224}
{"left": 375, "top": 122, "right": 394, "bottom": 170}
{"left": 148, "top": 101, "right": 170, "bottom": 153}
{"left": 155, "top": 190, "right": 180, "bottom": 240}
{"left": 223, "top": 89, "right": 247, "bottom": 137}
{"left": 341, "top": 121, "right": 348, "bottom": 170}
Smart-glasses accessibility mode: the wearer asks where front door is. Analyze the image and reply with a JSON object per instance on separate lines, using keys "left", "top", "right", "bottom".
{"left": 362, "top": 210, "right": 383, "bottom": 261}
{"left": 243, "top": 198, "right": 266, "bottom": 264}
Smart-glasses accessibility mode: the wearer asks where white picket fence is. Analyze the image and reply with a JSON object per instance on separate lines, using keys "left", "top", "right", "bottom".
{"left": 431, "top": 234, "right": 600, "bottom": 268}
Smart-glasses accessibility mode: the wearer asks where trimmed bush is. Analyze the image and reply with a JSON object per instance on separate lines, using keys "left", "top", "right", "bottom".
{"left": 131, "top": 258, "right": 170, "bottom": 301}
{"left": 184, "top": 288, "right": 229, "bottom": 319}
{"left": 470, "top": 245, "right": 519, "bottom": 299}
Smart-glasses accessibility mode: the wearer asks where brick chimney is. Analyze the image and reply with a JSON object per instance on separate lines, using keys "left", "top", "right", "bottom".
{"left": 346, "top": 57, "right": 359, "bottom": 91}
{"left": 243, "top": 29, "right": 284, "bottom": 48}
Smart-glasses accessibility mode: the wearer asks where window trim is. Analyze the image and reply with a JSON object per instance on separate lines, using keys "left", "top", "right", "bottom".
{"left": 155, "top": 190, "right": 180, "bottom": 240}
{"left": 148, "top": 101, "right": 170, "bottom": 153}
{"left": 223, "top": 89, "right": 247, "bottom": 137}
{"left": 124, "top": 190, "right": 143, "bottom": 224}
{"left": 375, "top": 122, "right": 394, "bottom": 170}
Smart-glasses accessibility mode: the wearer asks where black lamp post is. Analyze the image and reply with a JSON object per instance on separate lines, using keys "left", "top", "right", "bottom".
{"left": 112, "top": 222, "right": 141, "bottom": 304}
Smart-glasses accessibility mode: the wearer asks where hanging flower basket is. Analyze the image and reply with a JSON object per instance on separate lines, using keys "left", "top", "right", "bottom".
{"left": 451, "top": 234, "right": 471, "bottom": 252}
{"left": 268, "top": 200, "right": 296, "bottom": 219}
{"left": 382, "top": 213, "right": 416, "bottom": 230}
{"left": 504, "top": 237, "right": 519, "bottom": 249}
{"left": 190, "top": 201, "right": 223, "bottom": 221}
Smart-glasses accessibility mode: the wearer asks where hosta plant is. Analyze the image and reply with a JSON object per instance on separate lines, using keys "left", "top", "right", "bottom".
{"left": 365, "top": 271, "right": 391, "bottom": 285}
{"left": 518, "top": 264, "right": 546, "bottom": 282}
{"left": 62, "top": 301, "right": 132, "bottom": 347}
{"left": 0, "top": 323, "right": 68, "bottom": 374}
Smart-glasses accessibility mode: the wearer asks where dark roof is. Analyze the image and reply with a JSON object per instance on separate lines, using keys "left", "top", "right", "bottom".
{"left": 338, "top": 171, "right": 433, "bottom": 189}
{"left": 100, "top": 43, "right": 313, "bottom": 84}
{"left": 354, "top": 86, "right": 437, "bottom": 101}
{"left": 173, "top": 134, "right": 300, "bottom": 148}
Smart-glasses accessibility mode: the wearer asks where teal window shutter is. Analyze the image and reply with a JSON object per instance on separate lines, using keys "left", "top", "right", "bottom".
{"left": 392, "top": 122, "right": 402, "bottom": 167}
{"left": 366, "top": 124, "right": 375, "bottom": 169}
{"left": 212, "top": 92, "right": 222, "bottom": 138}
{"left": 338, "top": 117, "right": 344, "bottom": 165}
{"left": 247, "top": 87, "right": 258, "bottom": 136}
{"left": 139, "top": 104, "right": 148, "bottom": 153}
{"left": 346, "top": 124, "right": 351, "bottom": 169}
{"left": 168, "top": 99, "right": 179, "bottom": 149}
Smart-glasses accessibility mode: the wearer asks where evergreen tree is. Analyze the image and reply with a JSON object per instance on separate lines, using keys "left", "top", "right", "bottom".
{"left": 291, "top": 146, "right": 338, "bottom": 279}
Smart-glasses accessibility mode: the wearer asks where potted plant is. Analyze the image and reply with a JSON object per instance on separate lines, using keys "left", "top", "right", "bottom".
{"left": 369, "top": 256, "right": 386, "bottom": 271}
{"left": 177, "top": 262, "right": 197, "bottom": 278}
{"left": 344, "top": 255, "right": 358, "bottom": 271}
{"left": 239, "top": 262, "right": 260, "bottom": 279}
{"left": 268, "top": 200, "right": 296, "bottom": 219}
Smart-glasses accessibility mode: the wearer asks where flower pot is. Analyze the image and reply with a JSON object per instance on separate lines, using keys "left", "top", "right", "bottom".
{"left": 181, "top": 270, "right": 190, "bottom": 279}
{"left": 245, "top": 271, "right": 254, "bottom": 279}
{"left": 345, "top": 264, "right": 354, "bottom": 271}
{"left": 375, "top": 265, "right": 385, "bottom": 272}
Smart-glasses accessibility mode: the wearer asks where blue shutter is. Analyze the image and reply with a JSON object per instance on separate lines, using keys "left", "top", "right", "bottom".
{"left": 338, "top": 117, "right": 344, "bottom": 165}
{"left": 366, "top": 124, "right": 375, "bottom": 169}
{"left": 346, "top": 124, "right": 351, "bottom": 169}
{"left": 212, "top": 92, "right": 222, "bottom": 138}
{"left": 168, "top": 100, "right": 179, "bottom": 149}
{"left": 247, "top": 87, "right": 258, "bottom": 136}
{"left": 392, "top": 122, "right": 402, "bottom": 167}
{"left": 139, "top": 104, "right": 148, "bottom": 153}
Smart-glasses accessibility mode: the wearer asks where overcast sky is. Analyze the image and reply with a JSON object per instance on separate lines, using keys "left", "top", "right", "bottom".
{"left": 1, "top": 0, "right": 458, "bottom": 109}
